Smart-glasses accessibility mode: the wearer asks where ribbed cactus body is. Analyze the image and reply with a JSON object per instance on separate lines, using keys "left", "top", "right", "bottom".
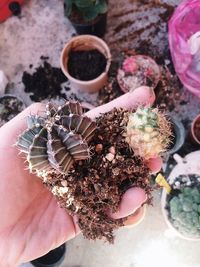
{"left": 17, "top": 101, "right": 96, "bottom": 176}
{"left": 126, "top": 107, "right": 171, "bottom": 160}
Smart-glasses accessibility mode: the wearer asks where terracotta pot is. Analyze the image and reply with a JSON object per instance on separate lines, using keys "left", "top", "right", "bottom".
{"left": 161, "top": 151, "right": 200, "bottom": 241}
{"left": 60, "top": 35, "right": 111, "bottom": 93}
{"left": 124, "top": 204, "right": 146, "bottom": 228}
{"left": 191, "top": 114, "right": 200, "bottom": 145}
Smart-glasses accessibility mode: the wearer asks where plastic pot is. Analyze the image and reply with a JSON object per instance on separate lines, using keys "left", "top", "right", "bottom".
{"left": 167, "top": 116, "right": 186, "bottom": 155}
{"left": 161, "top": 151, "right": 200, "bottom": 241}
{"left": 31, "top": 244, "right": 66, "bottom": 267}
{"left": 117, "top": 55, "right": 160, "bottom": 93}
{"left": 71, "top": 13, "right": 107, "bottom": 37}
{"left": 60, "top": 35, "right": 111, "bottom": 93}
{"left": 0, "top": 94, "right": 25, "bottom": 127}
{"left": 0, "top": 0, "right": 24, "bottom": 23}
{"left": 191, "top": 114, "right": 200, "bottom": 145}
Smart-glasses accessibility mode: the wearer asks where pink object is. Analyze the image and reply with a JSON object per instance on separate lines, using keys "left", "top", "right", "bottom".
{"left": 169, "top": 0, "right": 200, "bottom": 97}
{"left": 117, "top": 55, "right": 160, "bottom": 93}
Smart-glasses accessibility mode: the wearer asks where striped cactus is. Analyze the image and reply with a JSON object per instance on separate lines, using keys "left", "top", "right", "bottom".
{"left": 17, "top": 101, "right": 96, "bottom": 177}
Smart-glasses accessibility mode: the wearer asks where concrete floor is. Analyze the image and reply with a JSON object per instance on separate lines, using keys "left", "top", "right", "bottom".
{"left": 1, "top": 0, "right": 200, "bottom": 267}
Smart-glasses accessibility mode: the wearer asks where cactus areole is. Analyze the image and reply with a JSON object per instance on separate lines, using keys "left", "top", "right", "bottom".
{"left": 17, "top": 102, "right": 171, "bottom": 242}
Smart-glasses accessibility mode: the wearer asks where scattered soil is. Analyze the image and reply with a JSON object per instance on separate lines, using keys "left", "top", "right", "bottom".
{"left": 22, "top": 61, "right": 68, "bottom": 101}
{"left": 47, "top": 109, "right": 152, "bottom": 242}
{"left": 68, "top": 49, "right": 107, "bottom": 81}
{"left": 0, "top": 96, "right": 24, "bottom": 127}
{"left": 194, "top": 119, "right": 200, "bottom": 143}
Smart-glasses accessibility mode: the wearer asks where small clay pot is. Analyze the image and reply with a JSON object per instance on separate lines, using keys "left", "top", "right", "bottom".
{"left": 60, "top": 35, "right": 111, "bottom": 93}
{"left": 191, "top": 114, "right": 200, "bottom": 145}
{"left": 31, "top": 244, "right": 66, "bottom": 267}
{"left": 117, "top": 55, "right": 160, "bottom": 93}
{"left": 161, "top": 151, "right": 200, "bottom": 241}
{"left": 167, "top": 116, "right": 186, "bottom": 155}
{"left": 71, "top": 13, "right": 107, "bottom": 37}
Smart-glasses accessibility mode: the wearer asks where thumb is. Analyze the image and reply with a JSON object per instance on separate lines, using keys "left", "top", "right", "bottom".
{"left": 109, "top": 187, "right": 147, "bottom": 219}
{"left": 85, "top": 86, "right": 155, "bottom": 119}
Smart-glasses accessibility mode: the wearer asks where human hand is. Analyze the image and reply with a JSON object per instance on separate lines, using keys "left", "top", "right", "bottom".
{"left": 0, "top": 86, "right": 162, "bottom": 267}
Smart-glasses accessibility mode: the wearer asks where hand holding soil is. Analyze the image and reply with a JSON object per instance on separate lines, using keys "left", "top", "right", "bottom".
{"left": 0, "top": 87, "right": 161, "bottom": 266}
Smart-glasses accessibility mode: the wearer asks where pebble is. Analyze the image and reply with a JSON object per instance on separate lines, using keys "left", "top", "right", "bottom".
{"left": 109, "top": 146, "right": 116, "bottom": 155}
{"left": 95, "top": 144, "right": 103, "bottom": 153}
{"left": 105, "top": 153, "right": 115, "bottom": 162}
{"left": 61, "top": 180, "right": 68, "bottom": 187}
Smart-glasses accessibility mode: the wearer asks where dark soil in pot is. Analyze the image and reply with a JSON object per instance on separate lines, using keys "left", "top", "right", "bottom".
{"left": 68, "top": 49, "right": 107, "bottom": 81}
{"left": 0, "top": 95, "right": 25, "bottom": 127}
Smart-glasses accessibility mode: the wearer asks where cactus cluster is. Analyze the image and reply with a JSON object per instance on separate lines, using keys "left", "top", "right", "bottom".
{"left": 17, "top": 101, "right": 96, "bottom": 177}
{"left": 169, "top": 186, "right": 200, "bottom": 237}
{"left": 126, "top": 107, "right": 171, "bottom": 160}
{"left": 64, "top": 0, "right": 108, "bottom": 22}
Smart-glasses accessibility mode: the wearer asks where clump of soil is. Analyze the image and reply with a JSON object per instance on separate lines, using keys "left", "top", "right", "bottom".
{"left": 47, "top": 109, "right": 152, "bottom": 242}
{"left": 22, "top": 61, "right": 68, "bottom": 101}
{"left": 194, "top": 119, "right": 200, "bottom": 143}
{"left": 68, "top": 49, "right": 107, "bottom": 81}
{"left": 0, "top": 95, "right": 24, "bottom": 127}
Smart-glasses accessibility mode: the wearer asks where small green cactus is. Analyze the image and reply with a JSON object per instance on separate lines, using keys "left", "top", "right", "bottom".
{"left": 169, "top": 187, "right": 200, "bottom": 237}
{"left": 64, "top": 0, "right": 108, "bottom": 22}
{"left": 17, "top": 101, "right": 96, "bottom": 177}
{"left": 125, "top": 107, "right": 171, "bottom": 160}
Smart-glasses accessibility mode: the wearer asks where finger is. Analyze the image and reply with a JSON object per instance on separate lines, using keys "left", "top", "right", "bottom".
{"left": 109, "top": 187, "right": 147, "bottom": 219}
{"left": 85, "top": 86, "right": 155, "bottom": 119}
{"left": 124, "top": 205, "right": 146, "bottom": 227}
{"left": 146, "top": 156, "right": 163, "bottom": 173}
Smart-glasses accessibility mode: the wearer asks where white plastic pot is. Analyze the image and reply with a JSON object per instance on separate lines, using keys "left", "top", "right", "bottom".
{"left": 161, "top": 151, "right": 200, "bottom": 241}
{"left": 60, "top": 35, "right": 111, "bottom": 93}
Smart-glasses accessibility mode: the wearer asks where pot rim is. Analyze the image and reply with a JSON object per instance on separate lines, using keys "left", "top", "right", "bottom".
{"left": 60, "top": 35, "right": 111, "bottom": 85}
{"left": 0, "top": 94, "right": 26, "bottom": 107}
{"left": 191, "top": 114, "right": 200, "bottom": 145}
{"left": 161, "top": 152, "right": 200, "bottom": 241}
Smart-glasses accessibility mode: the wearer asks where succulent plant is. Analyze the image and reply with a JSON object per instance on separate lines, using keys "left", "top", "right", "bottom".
{"left": 125, "top": 107, "right": 171, "bottom": 160}
{"left": 169, "top": 186, "right": 200, "bottom": 237}
{"left": 17, "top": 101, "right": 96, "bottom": 177}
{"left": 64, "top": 0, "right": 108, "bottom": 22}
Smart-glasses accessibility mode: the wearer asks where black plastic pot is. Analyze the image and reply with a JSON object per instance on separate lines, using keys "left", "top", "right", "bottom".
{"left": 31, "top": 244, "right": 66, "bottom": 267}
{"left": 167, "top": 116, "right": 186, "bottom": 155}
{"left": 71, "top": 13, "right": 107, "bottom": 37}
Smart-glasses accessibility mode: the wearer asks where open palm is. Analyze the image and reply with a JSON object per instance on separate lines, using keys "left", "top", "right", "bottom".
{"left": 0, "top": 87, "right": 161, "bottom": 267}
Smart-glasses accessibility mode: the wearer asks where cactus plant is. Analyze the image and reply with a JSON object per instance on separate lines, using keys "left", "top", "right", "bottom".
{"left": 17, "top": 101, "right": 96, "bottom": 176}
{"left": 64, "top": 0, "right": 108, "bottom": 22}
{"left": 16, "top": 102, "right": 171, "bottom": 242}
{"left": 125, "top": 107, "right": 171, "bottom": 160}
{"left": 169, "top": 186, "right": 200, "bottom": 237}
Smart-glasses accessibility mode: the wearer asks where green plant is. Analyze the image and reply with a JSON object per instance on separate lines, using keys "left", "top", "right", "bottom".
{"left": 169, "top": 187, "right": 200, "bottom": 237}
{"left": 125, "top": 107, "right": 171, "bottom": 160}
{"left": 64, "top": 0, "right": 108, "bottom": 21}
{"left": 17, "top": 101, "right": 96, "bottom": 177}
